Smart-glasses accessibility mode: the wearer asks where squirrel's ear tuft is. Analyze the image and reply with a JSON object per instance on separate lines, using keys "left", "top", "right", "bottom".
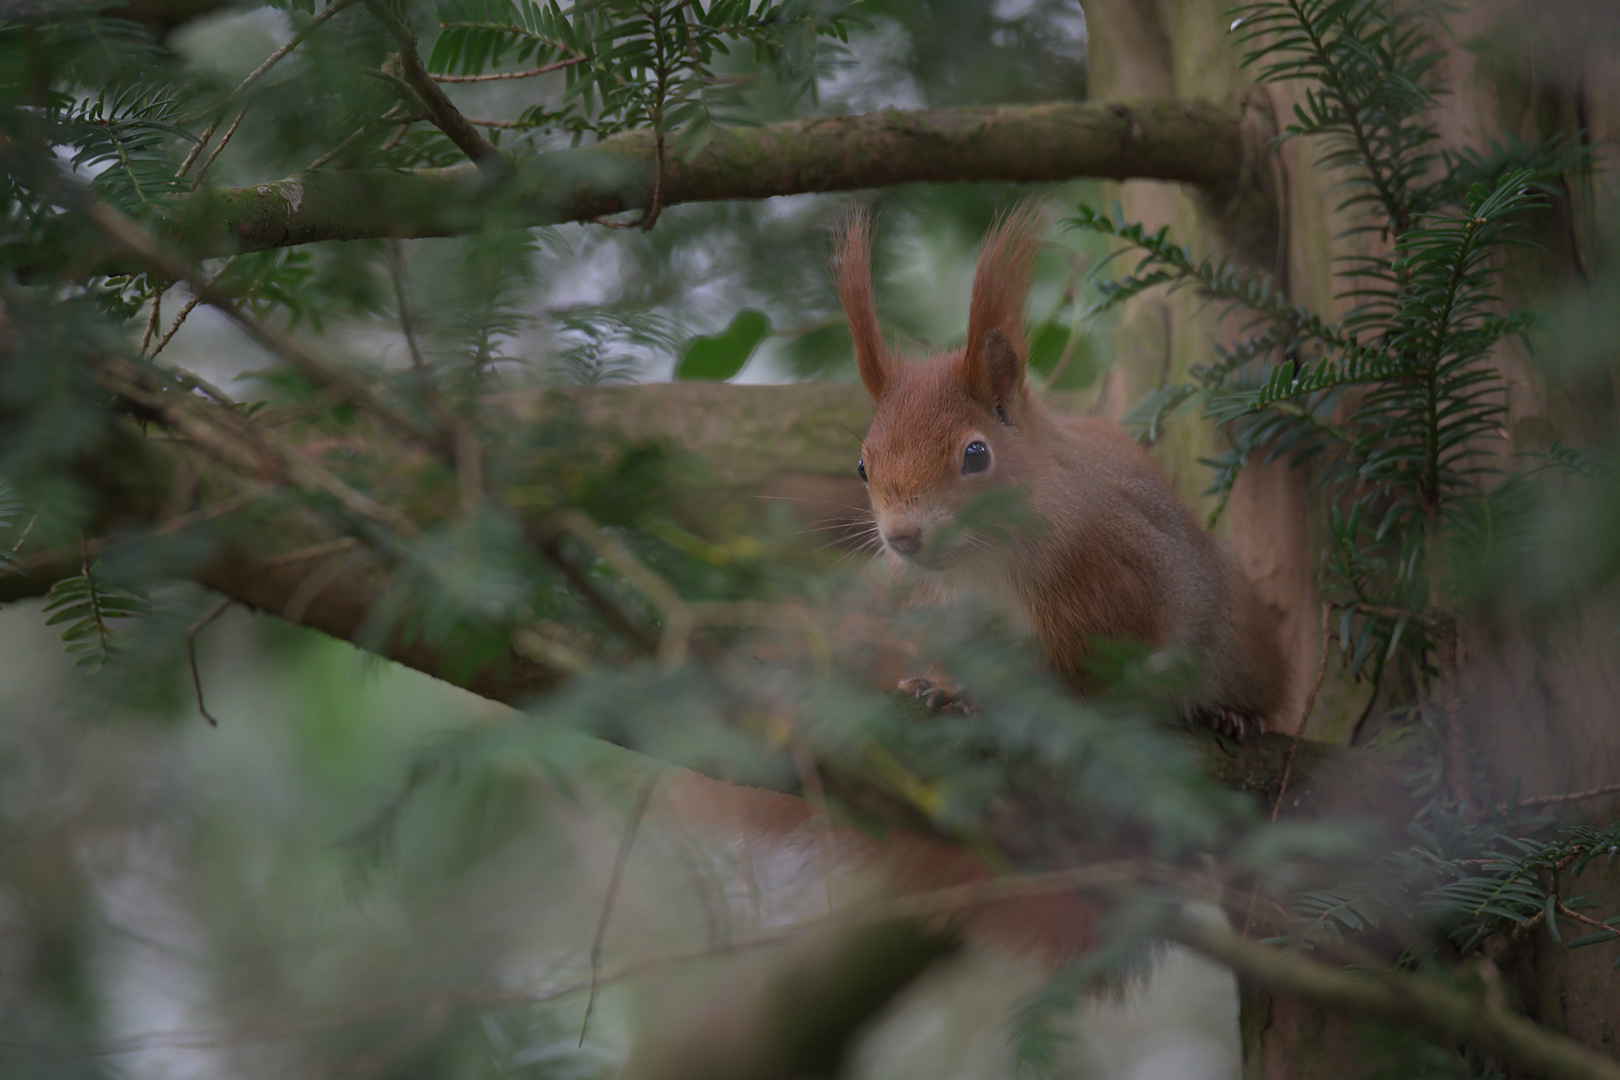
{"left": 959, "top": 201, "right": 1044, "bottom": 408}
{"left": 832, "top": 208, "right": 892, "bottom": 401}
{"left": 980, "top": 330, "right": 1023, "bottom": 403}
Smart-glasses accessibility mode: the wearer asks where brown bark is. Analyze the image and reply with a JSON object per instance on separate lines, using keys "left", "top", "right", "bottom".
{"left": 1079, "top": 0, "right": 1620, "bottom": 1074}
{"left": 149, "top": 100, "right": 1249, "bottom": 261}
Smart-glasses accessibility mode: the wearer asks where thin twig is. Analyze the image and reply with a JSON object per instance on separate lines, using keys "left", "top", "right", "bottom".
{"left": 17, "top": 488, "right": 269, "bottom": 573}
{"left": 260, "top": 537, "right": 362, "bottom": 567}
{"left": 786, "top": 719, "right": 839, "bottom": 913}
{"left": 1243, "top": 602, "right": 1332, "bottom": 936}
{"left": 178, "top": 0, "right": 363, "bottom": 135}
{"left": 385, "top": 238, "right": 484, "bottom": 514}
{"left": 364, "top": 0, "right": 499, "bottom": 164}
{"left": 429, "top": 57, "right": 586, "bottom": 81}
{"left": 1554, "top": 900, "right": 1613, "bottom": 934}
{"left": 1273, "top": 602, "right": 1332, "bottom": 822}
{"left": 191, "top": 109, "right": 245, "bottom": 189}
{"left": 511, "top": 625, "right": 593, "bottom": 676}
{"left": 464, "top": 117, "right": 539, "bottom": 129}
{"left": 85, "top": 199, "right": 438, "bottom": 448}
{"left": 139, "top": 287, "right": 162, "bottom": 355}
{"left": 96, "top": 356, "right": 418, "bottom": 538}
{"left": 225, "top": 0, "right": 361, "bottom": 106}
{"left": 307, "top": 131, "right": 366, "bottom": 173}
{"left": 385, "top": 238, "right": 429, "bottom": 377}
{"left": 638, "top": 133, "right": 666, "bottom": 231}
{"left": 185, "top": 597, "right": 232, "bottom": 726}
{"left": 1505, "top": 780, "right": 1620, "bottom": 812}
{"left": 10, "top": 508, "right": 41, "bottom": 553}
{"left": 550, "top": 509, "right": 680, "bottom": 650}
{"left": 166, "top": 364, "right": 239, "bottom": 408}
{"left": 149, "top": 255, "right": 238, "bottom": 360}
{"left": 532, "top": 534, "right": 657, "bottom": 652}
{"left": 543, "top": 510, "right": 819, "bottom": 666}
{"left": 176, "top": 120, "right": 216, "bottom": 179}
{"left": 580, "top": 775, "right": 657, "bottom": 1046}
{"left": 305, "top": 106, "right": 408, "bottom": 171}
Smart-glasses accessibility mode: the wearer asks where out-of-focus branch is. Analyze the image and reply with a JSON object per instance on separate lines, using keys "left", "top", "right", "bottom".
{"left": 85, "top": 199, "right": 438, "bottom": 448}
{"left": 95, "top": 355, "right": 419, "bottom": 537}
{"left": 0, "top": 868, "right": 1141, "bottom": 1064}
{"left": 5, "top": 854, "right": 1613, "bottom": 1080}
{"left": 176, "top": 0, "right": 363, "bottom": 176}
{"left": 619, "top": 920, "right": 956, "bottom": 1080}
{"left": 2, "top": 0, "right": 233, "bottom": 34}
{"left": 1174, "top": 921, "right": 1620, "bottom": 1080}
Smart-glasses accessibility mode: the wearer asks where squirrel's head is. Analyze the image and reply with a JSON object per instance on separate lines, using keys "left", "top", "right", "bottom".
{"left": 834, "top": 203, "right": 1047, "bottom": 571}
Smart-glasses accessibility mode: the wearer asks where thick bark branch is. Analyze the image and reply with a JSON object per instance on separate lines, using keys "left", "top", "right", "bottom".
{"left": 163, "top": 100, "right": 1245, "bottom": 257}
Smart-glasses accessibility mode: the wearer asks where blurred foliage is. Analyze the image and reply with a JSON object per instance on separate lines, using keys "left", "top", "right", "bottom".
{"left": 40, "top": 559, "right": 152, "bottom": 672}
{"left": 429, "top": 0, "right": 860, "bottom": 151}
{"left": 0, "top": 0, "right": 1617, "bottom": 1077}
{"left": 1094, "top": 1, "right": 1593, "bottom": 696}
{"left": 1069, "top": 1, "right": 1620, "bottom": 1031}
{"left": 675, "top": 307, "right": 769, "bottom": 379}
{"left": 0, "top": 2, "right": 1122, "bottom": 1068}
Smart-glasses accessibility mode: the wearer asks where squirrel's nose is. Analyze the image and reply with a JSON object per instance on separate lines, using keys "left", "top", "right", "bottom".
{"left": 884, "top": 529, "right": 923, "bottom": 556}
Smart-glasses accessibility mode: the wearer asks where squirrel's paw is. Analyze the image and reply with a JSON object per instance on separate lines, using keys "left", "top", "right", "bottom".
{"left": 1200, "top": 706, "right": 1266, "bottom": 739}
{"left": 898, "top": 677, "right": 975, "bottom": 715}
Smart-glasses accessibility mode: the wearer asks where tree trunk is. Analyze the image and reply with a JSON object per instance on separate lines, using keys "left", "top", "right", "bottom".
{"left": 1079, "top": 0, "right": 1620, "bottom": 1073}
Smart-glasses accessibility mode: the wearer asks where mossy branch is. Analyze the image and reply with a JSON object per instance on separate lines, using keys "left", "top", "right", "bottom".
{"left": 154, "top": 100, "right": 1246, "bottom": 259}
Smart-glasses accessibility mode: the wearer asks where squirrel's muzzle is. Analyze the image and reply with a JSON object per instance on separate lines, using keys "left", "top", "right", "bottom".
{"left": 883, "top": 529, "right": 924, "bottom": 557}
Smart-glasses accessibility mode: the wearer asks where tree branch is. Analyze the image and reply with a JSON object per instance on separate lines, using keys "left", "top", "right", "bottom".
{"left": 1175, "top": 921, "right": 1620, "bottom": 1080}
{"left": 156, "top": 100, "right": 1246, "bottom": 258}
{"left": 86, "top": 200, "right": 439, "bottom": 448}
{"left": 362, "top": 0, "right": 499, "bottom": 164}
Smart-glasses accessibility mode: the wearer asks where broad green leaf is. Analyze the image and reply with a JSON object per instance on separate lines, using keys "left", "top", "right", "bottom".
{"left": 675, "top": 309, "right": 771, "bottom": 381}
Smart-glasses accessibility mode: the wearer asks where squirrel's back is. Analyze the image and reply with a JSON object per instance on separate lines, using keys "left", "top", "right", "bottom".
{"left": 1033, "top": 413, "right": 1287, "bottom": 724}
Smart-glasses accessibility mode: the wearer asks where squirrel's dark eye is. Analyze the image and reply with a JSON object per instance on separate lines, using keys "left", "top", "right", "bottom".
{"left": 857, "top": 458, "right": 868, "bottom": 484}
{"left": 962, "top": 441, "right": 991, "bottom": 475}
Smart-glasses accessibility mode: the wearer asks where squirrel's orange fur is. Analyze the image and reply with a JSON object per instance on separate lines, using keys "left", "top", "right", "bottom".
{"left": 837, "top": 204, "right": 1289, "bottom": 730}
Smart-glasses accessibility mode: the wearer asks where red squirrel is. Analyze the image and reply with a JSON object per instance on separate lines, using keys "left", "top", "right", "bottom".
{"left": 836, "top": 204, "right": 1289, "bottom": 733}
{"left": 660, "top": 205, "right": 1287, "bottom": 967}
